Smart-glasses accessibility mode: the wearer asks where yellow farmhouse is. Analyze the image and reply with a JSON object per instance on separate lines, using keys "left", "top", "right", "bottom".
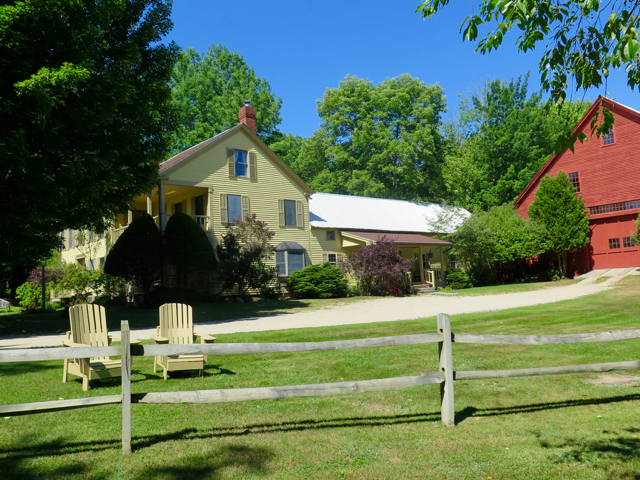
{"left": 61, "top": 103, "right": 460, "bottom": 290}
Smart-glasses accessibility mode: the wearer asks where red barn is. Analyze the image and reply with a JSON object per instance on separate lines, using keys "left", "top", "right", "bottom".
{"left": 514, "top": 97, "right": 640, "bottom": 274}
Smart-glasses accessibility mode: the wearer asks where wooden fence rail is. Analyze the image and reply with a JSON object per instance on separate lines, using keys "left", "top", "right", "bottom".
{"left": 1, "top": 315, "right": 639, "bottom": 455}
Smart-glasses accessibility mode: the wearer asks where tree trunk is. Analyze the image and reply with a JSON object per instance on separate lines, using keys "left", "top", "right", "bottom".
{"left": 557, "top": 252, "right": 567, "bottom": 278}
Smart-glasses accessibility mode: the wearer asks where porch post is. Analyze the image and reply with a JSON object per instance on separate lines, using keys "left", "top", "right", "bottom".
{"left": 439, "top": 246, "right": 445, "bottom": 286}
{"left": 146, "top": 193, "right": 153, "bottom": 215}
{"left": 158, "top": 181, "right": 166, "bottom": 233}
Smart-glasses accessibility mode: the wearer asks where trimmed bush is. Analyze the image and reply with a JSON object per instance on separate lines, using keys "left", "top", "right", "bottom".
{"left": 446, "top": 268, "right": 473, "bottom": 290}
{"left": 163, "top": 213, "right": 216, "bottom": 288}
{"left": 104, "top": 213, "right": 162, "bottom": 299}
{"left": 287, "top": 263, "right": 349, "bottom": 299}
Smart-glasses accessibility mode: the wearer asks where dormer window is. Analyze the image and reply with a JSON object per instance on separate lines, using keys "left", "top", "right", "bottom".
{"left": 603, "top": 129, "right": 615, "bottom": 146}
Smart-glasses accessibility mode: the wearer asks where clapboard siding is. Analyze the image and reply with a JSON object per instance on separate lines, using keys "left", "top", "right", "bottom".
{"left": 166, "top": 129, "right": 314, "bottom": 266}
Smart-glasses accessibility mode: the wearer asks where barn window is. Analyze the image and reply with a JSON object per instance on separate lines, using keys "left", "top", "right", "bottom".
{"left": 608, "top": 238, "right": 621, "bottom": 249}
{"left": 568, "top": 172, "right": 580, "bottom": 192}
{"left": 623, "top": 237, "right": 636, "bottom": 248}
{"left": 603, "top": 129, "right": 615, "bottom": 146}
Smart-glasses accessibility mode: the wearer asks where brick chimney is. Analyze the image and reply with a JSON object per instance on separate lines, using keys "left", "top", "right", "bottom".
{"left": 238, "top": 101, "right": 257, "bottom": 134}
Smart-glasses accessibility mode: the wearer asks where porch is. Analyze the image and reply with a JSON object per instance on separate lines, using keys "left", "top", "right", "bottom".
{"left": 339, "top": 231, "right": 453, "bottom": 289}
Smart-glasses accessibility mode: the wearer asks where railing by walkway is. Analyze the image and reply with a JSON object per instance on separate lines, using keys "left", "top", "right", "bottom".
{"left": 1, "top": 316, "right": 639, "bottom": 455}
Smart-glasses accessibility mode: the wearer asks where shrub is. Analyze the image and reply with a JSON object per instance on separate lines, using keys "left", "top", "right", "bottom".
{"left": 217, "top": 214, "right": 279, "bottom": 298}
{"left": 163, "top": 213, "right": 217, "bottom": 288}
{"left": 287, "top": 263, "right": 349, "bottom": 299}
{"left": 342, "top": 238, "right": 414, "bottom": 295}
{"left": 104, "top": 213, "right": 162, "bottom": 299}
{"left": 446, "top": 268, "right": 473, "bottom": 289}
{"left": 15, "top": 281, "right": 47, "bottom": 310}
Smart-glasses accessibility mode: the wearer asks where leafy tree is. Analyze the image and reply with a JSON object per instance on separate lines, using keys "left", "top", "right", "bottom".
{"left": 104, "top": 214, "right": 163, "bottom": 299}
{"left": 287, "top": 263, "right": 349, "bottom": 299}
{"left": 446, "top": 268, "right": 472, "bottom": 290}
{"left": 632, "top": 214, "right": 640, "bottom": 250}
{"left": 417, "top": 1, "right": 639, "bottom": 145}
{"left": 216, "top": 214, "right": 279, "bottom": 298}
{"left": 169, "top": 44, "right": 283, "bottom": 154}
{"left": 163, "top": 213, "right": 217, "bottom": 288}
{"left": 528, "top": 171, "right": 590, "bottom": 278}
{"left": 342, "top": 238, "right": 414, "bottom": 295}
{"left": 290, "top": 74, "right": 447, "bottom": 201}
{"left": 443, "top": 75, "right": 589, "bottom": 210}
{"left": 447, "top": 205, "right": 544, "bottom": 285}
{"left": 0, "top": 0, "right": 178, "bottom": 270}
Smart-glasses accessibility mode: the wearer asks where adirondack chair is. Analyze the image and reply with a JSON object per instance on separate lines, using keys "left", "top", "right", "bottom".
{"left": 152, "top": 303, "right": 216, "bottom": 380}
{"left": 62, "top": 303, "right": 139, "bottom": 391}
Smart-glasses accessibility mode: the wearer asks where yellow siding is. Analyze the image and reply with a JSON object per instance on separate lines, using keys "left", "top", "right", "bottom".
{"left": 309, "top": 228, "right": 350, "bottom": 264}
{"left": 165, "top": 129, "right": 313, "bottom": 266}
{"left": 61, "top": 231, "right": 109, "bottom": 267}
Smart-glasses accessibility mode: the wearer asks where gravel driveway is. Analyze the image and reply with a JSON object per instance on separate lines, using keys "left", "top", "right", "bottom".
{"left": 2, "top": 269, "right": 634, "bottom": 349}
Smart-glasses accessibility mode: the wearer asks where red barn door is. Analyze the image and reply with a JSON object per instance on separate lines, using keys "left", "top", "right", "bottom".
{"left": 590, "top": 214, "right": 640, "bottom": 269}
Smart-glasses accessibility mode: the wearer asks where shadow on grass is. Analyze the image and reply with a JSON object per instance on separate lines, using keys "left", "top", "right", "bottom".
{"left": 3, "top": 394, "right": 638, "bottom": 461}
{"left": 538, "top": 427, "right": 640, "bottom": 479}
{"left": 0, "top": 362, "right": 59, "bottom": 376}
{"left": 455, "top": 393, "right": 640, "bottom": 424}
{"left": 133, "top": 445, "right": 274, "bottom": 480}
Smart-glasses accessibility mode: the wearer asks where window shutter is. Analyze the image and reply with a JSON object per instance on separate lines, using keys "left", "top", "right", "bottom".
{"left": 227, "top": 148, "right": 235, "bottom": 177}
{"left": 278, "top": 199, "right": 285, "bottom": 226}
{"left": 220, "top": 194, "right": 228, "bottom": 224}
{"left": 322, "top": 253, "right": 328, "bottom": 263}
{"left": 296, "top": 200, "right": 303, "bottom": 227}
{"left": 191, "top": 197, "right": 196, "bottom": 215}
{"left": 241, "top": 196, "right": 250, "bottom": 219}
{"left": 249, "top": 152, "right": 257, "bottom": 179}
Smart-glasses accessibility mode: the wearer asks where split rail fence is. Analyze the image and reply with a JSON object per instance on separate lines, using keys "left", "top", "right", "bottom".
{"left": 1, "top": 314, "right": 640, "bottom": 455}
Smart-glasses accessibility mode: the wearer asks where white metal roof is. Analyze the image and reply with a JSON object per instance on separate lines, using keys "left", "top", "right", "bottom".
{"left": 309, "top": 193, "right": 469, "bottom": 234}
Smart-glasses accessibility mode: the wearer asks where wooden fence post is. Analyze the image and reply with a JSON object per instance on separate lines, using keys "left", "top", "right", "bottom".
{"left": 437, "top": 313, "right": 455, "bottom": 427}
{"left": 121, "top": 321, "right": 132, "bottom": 455}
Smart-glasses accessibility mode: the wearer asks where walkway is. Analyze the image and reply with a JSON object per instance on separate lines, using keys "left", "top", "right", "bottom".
{"left": 1, "top": 267, "right": 638, "bottom": 350}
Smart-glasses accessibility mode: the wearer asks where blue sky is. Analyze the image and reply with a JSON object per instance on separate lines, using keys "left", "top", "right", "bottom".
{"left": 166, "top": 1, "right": 636, "bottom": 138}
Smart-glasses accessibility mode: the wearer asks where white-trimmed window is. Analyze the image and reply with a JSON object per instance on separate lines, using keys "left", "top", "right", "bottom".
{"left": 220, "top": 194, "right": 249, "bottom": 224}
{"left": 603, "top": 129, "right": 615, "bottom": 146}
{"left": 278, "top": 199, "right": 304, "bottom": 227}
{"left": 275, "top": 242, "right": 306, "bottom": 276}
{"left": 326, "top": 230, "right": 335, "bottom": 241}
{"left": 228, "top": 148, "right": 257, "bottom": 179}
{"left": 323, "top": 252, "right": 343, "bottom": 267}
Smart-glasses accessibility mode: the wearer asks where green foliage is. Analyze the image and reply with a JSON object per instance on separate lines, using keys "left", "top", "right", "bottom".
{"left": 528, "top": 171, "right": 591, "bottom": 278}
{"left": 0, "top": 0, "right": 178, "bottom": 269}
{"left": 217, "top": 214, "right": 279, "bottom": 298}
{"left": 445, "top": 268, "right": 472, "bottom": 289}
{"left": 104, "top": 214, "right": 163, "bottom": 298}
{"left": 448, "top": 205, "right": 544, "bottom": 285}
{"left": 287, "top": 263, "right": 349, "bottom": 299}
{"left": 417, "top": 0, "right": 638, "bottom": 145}
{"left": 15, "top": 281, "right": 46, "bottom": 311}
{"left": 443, "top": 75, "right": 589, "bottom": 210}
{"left": 163, "top": 213, "right": 217, "bottom": 288}
{"left": 169, "top": 44, "right": 282, "bottom": 154}
{"left": 632, "top": 213, "right": 640, "bottom": 251}
{"left": 288, "top": 74, "right": 447, "bottom": 201}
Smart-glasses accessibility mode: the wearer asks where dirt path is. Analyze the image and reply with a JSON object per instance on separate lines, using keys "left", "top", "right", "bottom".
{"left": 2, "top": 270, "right": 634, "bottom": 350}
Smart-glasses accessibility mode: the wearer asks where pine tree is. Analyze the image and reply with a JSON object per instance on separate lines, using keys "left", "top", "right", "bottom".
{"left": 528, "top": 171, "right": 590, "bottom": 277}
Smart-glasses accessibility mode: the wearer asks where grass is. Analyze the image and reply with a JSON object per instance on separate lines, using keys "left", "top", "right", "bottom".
{"left": 1, "top": 277, "right": 639, "bottom": 479}
{"left": 449, "top": 278, "right": 582, "bottom": 296}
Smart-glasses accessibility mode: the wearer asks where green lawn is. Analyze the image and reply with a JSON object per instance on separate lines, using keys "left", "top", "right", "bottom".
{"left": 448, "top": 277, "right": 582, "bottom": 296}
{"left": 1, "top": 277, "right": 639, "bottom": 479}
